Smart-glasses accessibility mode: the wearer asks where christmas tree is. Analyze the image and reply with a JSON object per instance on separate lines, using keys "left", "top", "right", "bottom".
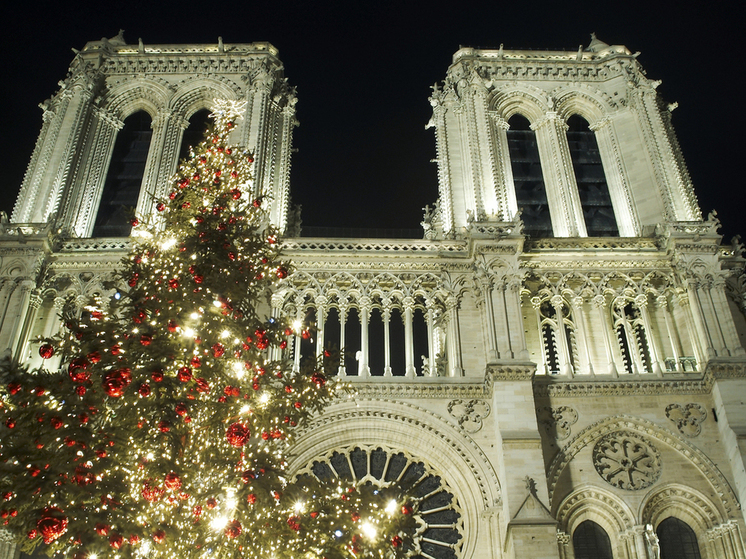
{"left": 0, "top": 101, "right": 419, "bottom": 559}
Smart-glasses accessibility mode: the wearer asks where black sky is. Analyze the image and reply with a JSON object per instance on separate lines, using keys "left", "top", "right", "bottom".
{"left": 2, "top": 1, "right": 743, "bottom": 240}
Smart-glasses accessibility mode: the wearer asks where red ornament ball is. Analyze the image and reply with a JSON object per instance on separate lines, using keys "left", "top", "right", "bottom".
{"left": 95, "top": 523, "right": 110, "bottom": 536}
{"left": 75, "top": 385, "right": 87, "bottom": 396}
{"left": 103, "top": 368, "right": 132, "bottom": 397}
{"left": 158, "top": 420, "right": 170, "bottom": 433}
{"left": 138, "top": 383, "right": 151, "bottom": 397}
{"left": 391, "top": 536, "right": 403, "bottom": 547}
{"left": 177, "top": 367, "right": 193, "bottom": 382}
{"left": 164, "top": 472, "right": 182, "bottom": 491}
{"left": 37, "top": 508, "right": 67, "bottom": 544}
{"left": 68, "top": 358, "right": 90, "bottom": 383}
{"left": 311, "top": 372, "right": 326, "bottom": 387}
{"left": 206, "top": 498, "right": 217, "bottom": 510}
{"left": 87, "top": 351, "right": 101, "bottom": 364}
{"left": 152, "top": 530, "right": 165, "bottom": 544}
{"left": 168, "top": 278, "right": 179, "bottom": 289}
{"left": 276, "top": 267, "right": 288, "bottom": 279}
{"left": 156, "top": 202, "right": 165, "bottom": 212}
{"left": 226, "top": 422, "right": 250, "bottom": 447}
{"left": 109, "top": 533, "right": 124, "bottom": 550}
{"left": 152, "top": 370, "right": 164, "bottom": 382}
{"left": 246, "top": 493, "right": 257, "bottom": 504}
{"left": 401, "top": 504, "right": 413, "bottom": 515}
{"left": 225, "top": 520, "right": 242, "bottom": 539}
{"left": 39, "top": 344, "right": 55, "bottom": 359}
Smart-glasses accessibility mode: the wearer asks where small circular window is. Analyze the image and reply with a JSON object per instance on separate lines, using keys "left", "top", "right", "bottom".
{"left": 298, "top": 445, "right": 464, "bottom": 558}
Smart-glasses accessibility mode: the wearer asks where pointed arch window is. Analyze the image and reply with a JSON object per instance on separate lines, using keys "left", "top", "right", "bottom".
{"left": 506, "top": 115, "right": 552, "bottom": 237}
{"left": 566, "top": 115, "right": 618, "bottom": 236}
{"left": 657, "top": 517, "right": 702, "bottom": 559}
{"left": 573, "top": 520, "right": 613, "bottom": 559}
{"left": 178, "top": 109, "right": 212, "bottom": 161}
{"left": 93, "top": 111, "right": 152, "bottom": 237}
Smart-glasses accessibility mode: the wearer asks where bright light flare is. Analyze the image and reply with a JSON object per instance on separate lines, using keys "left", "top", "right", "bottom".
{"left": 360, "top": 522, "right": 377, "bottom": 540}
{"left": 385, "top": 499, "right": 397, "bottom": 516}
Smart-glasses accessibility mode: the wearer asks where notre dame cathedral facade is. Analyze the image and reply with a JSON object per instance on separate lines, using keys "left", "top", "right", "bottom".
{"left": 1, "top": 33, "right": 745, "bottom": 559}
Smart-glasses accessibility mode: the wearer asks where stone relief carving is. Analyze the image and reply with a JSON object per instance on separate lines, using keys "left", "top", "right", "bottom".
{"left": 447, "top": 399, "right": 491, "bottom": 432}
{"left": 593, "top": 431, "right": 662, "bottom": 490}
{"left": 665, "top": 403, "right": 707, "bottom": 437}
{"left": 539, "top": 406, "right": 578, "bottom": 440}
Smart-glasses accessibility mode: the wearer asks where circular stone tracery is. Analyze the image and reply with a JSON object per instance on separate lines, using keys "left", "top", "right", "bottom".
{"left": 592, "top": 431, "right": 662, "bottom": 490}
{"left": 298, "top": 445, "right": 464, "bottom": 559}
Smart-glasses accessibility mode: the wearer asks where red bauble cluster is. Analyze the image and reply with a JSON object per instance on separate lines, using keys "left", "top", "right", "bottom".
{"left": 37, "top": 507, "right": 68, "bottom": 544}
{"left": 225, "top": 422, "right": 250, "bottom": 447}
{"left": 142, "top": 482, "right": 164, "bottom": 503}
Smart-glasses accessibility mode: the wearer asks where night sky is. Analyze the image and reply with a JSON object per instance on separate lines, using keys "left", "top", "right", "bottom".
{"left": 2, "top": 1, "right": 743, "bottom": 240}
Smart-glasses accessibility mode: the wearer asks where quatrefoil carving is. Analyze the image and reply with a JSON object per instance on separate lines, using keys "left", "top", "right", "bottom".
{"left": 665, "top": 403, "right": 707, "bottom": 437}
{"left": 447, "top": 399, "right": 491, "bottom": 433}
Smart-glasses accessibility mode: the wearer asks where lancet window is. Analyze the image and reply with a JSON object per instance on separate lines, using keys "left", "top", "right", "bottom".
{"left": 566, "top": 115, "right": 619, "bottom": 237}
{"left": 179, "top": 109, "right": 212, "bottom": 161}
{"left": 93, "top": 111, "right": 153, "bottom": 237}
{"left": 506, "top": 115, "right": 552, "bottom": 237}
{"left": 657, "top": 517, "right": 702, "bottom": 559}
{"left": 531, "top": 295, "right": 578, "bottom": 375}
{"left": 572, "top": 520, "right": 613, "bottom": 559}
{"left": 612, "top": 300, "right": 653, "bottom": 375}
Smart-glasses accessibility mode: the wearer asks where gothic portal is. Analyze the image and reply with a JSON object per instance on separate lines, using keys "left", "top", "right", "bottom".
{"left": 1, "top": 33, "right": 745, "bottom": 559}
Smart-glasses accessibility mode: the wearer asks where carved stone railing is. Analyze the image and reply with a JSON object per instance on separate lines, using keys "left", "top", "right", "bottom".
{"left": 60, "top": 238, "right": 131, "bottom": 252}
{"left": 283, "top": 238, "right": 467, "bottom": 255}
{"left": 524, "top": 237, "right": 659, "bottom": 251}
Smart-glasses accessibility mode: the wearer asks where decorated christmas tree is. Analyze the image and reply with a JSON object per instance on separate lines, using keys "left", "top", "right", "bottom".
{"left": 0, "top": 102, "right": 419, "bottom": 559}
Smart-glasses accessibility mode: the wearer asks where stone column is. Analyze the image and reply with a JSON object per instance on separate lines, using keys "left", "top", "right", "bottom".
{"left": 590, "top": 117, "right": 640, "bottom": 236}
{"left": 315, "top": 296, "right": 328, "bottom": 362}
{"left": 710, "top": 276, "right": 745, "bottom": 356}
{"left": 686, "top": 279, "right": 717, "bottom": 359}
{"left": 445, "top": 295, "right": 463, "bottom": 377}
{"left": 382, "top": 298, "right": 392, "bottom": 377}
{"left": 358, "top": 296, "right": 371, "bottom": 378}
{"left": 551, "top": 295, "right": 574, "bottom": 377}
{"left": 531, "top": 296, "right": 548, "bottom": 375}
{"left": 532, "top": 112, "right": 585, "bottom": 237}
{"left": 425, "top": 301, "right": 436, "bottom": 377}
{"left": 9, "top": 282, "right": 36, "bottom": 361}
{"left": 490, "top": 113, "right": 517, "bottom": 220}
{"left": 570, "top": 295, "right": 593, "bottom": 375}
{"left": 557, "top": 531, "right": 572, "bottom": 559}
{"left": 676, "top": 291, "right": 705, "bottom": 369}
{"left": 635, "top": 294, "right": 663, "bottom": 375}
{"left": 506, "top": 275, "right": 530, "bottom": 360}
{"left": 403, "top": 296, "right": 416, "bottom": 378}
{"left": 657, "top": 295, "right": 681, "bottom": 371}
{"left": 337, "top": 300, "right": 348, "bottom": 377}
{"left": 593, "top": 294, "right": 618, "bottom": 377}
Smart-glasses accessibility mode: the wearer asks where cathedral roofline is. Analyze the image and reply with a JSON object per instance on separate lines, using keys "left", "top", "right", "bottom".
{"left": 76, "top": 31, "right": 279, "bottom": 58}
{"left": 453, "top": 36, "right": 634, "bottom": 64}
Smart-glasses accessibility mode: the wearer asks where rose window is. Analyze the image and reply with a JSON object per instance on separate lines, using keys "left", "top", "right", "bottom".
{"left": 298, "top": 445, "right": 464, "bottom": 558}
{"left": 592, "top": 431, "right": 662, "bottom": 490}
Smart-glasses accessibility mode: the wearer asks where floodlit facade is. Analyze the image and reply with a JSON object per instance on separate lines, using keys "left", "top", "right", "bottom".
{"left": 1, "top": 32, "right": 746, "bottom": 559}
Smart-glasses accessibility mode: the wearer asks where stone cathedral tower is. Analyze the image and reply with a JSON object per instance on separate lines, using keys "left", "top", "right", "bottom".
{"left": 1, "top": 34, "right": 745, "bottom": 559}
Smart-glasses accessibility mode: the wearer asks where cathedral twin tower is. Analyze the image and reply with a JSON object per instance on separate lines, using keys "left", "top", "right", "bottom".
{"left": 2, "top": 33, "right": 746, "bottom": 559}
